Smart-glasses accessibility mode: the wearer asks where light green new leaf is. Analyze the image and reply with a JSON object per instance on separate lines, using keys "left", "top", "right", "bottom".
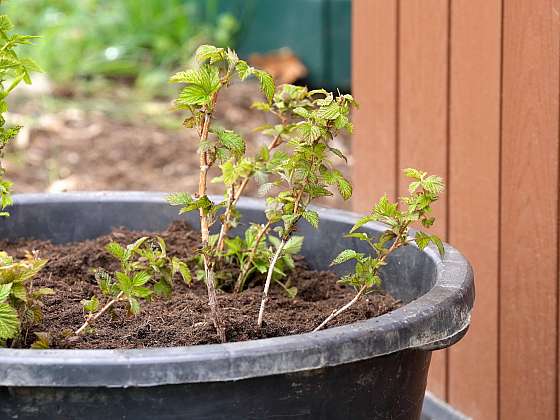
{"left": 255, "top": 70, "right": 275, "bottom": 103}
{"left": 0, "top": 302, "right": 18, "bottom": 339}
{"left": 0, "top": 283, "right": 11, "bottom": 302}
{"left": 302, "top": 210, "right": 320, "bottom": 229}
{"left": 331, "top": 249, "right": 362, "bottom": 266}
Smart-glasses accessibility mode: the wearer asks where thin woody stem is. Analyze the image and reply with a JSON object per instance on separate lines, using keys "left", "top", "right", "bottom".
{"left": 234, "top": 220, "right": 272, "bottom": 293}
{"left": 75, "top": 291, "right": 124, "bottom": 335}
{"left": 257, "top": 238, "right": 286, "bottom": 328}
{"left": 215, "top": 132, "right": 284, "bottom": 254}
{"left": 198, "top": 99, "right": 226, "bottom": 343}
{"left": 312, "top": 228, "right": 408, "bottom": 332}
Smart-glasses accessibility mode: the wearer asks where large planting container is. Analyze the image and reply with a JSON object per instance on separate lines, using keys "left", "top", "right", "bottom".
{"left": 0, "top": 193, "right": 474, "bottom": 420}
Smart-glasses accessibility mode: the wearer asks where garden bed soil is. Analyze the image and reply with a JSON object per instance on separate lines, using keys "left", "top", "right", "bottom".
{"left": 0, "top": 221, "right": 400, "bottom": 349}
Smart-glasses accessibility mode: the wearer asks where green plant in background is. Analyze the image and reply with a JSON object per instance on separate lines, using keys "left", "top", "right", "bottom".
{"left": 313, "top": 169, "right": 445, "bottom": 331}
{"left": 0, "top": 6, "right": 49, "bottom": 348}
{"left": 76, "top": 236, "right": 191, "bottom": 335}
{"left": 0, "top": 9, "right": 42, "bottom": 216}
{"left": 167, "top": 44, "right": 274, "bottom": 342}
{"left": 0, "top": 251, "right": 52, "bottom": 344}
{"left": 5, "top": 0, "right": 238, "bottom": 93}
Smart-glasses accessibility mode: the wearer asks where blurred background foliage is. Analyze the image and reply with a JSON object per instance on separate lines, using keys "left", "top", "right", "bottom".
{"left": 5, "top": 0, "right": 238, "bottom": 96}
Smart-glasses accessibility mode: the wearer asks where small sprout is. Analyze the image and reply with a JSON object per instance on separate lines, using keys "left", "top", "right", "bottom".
{"left": 75, "top": 237, "right": 189, "bottom": 335}
{"left": 0, "top": 251, "right": 49, "bottom": 343}
{"left": 313, "top": 169, "right": 445, "bottom": 332}
{"left": 30, "top": 332, "right": 50, "bottom": 349}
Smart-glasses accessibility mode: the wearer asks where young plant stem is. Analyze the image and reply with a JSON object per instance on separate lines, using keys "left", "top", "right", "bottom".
{"left": 312, "top": 285, "right": 367, "bottom": 332}
{"left": 75, "top": 291, "right": 124, "bottom": 335}
{"left": 215, "top": 133, "right": 283, "bottom": 255}
{"left": 198, "top": 104, "right": 227, "bottom": 343}
{"left": 234, "top": 220, "right": 272, "bottom": 293}
{"left": 257, "top": 186, "right": 307, "bottom": 328}
{"left": 257, "top": 238, "right": 286, "bottom": 328}
{"left": 312, "top": 229, "right": 407, "bottom": 332}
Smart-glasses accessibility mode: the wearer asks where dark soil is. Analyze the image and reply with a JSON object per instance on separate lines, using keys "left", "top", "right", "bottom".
{"left": 0, "top": 222, "right": 400, "bottom": 349}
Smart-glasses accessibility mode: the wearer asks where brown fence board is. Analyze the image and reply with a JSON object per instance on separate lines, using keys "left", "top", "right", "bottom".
{"left": 351, "top": 0, "right": 398, "bottom": 211}
{"left": 447, "top": 1, "right": 501, "bottom": 418}
{"left": 500, "top": 0, "right": 559, "bottom": 418}
{"left": 398, "top": 0, "right": 450, "bottom": 399}
{"left": 352, "top": 1, "right": 560, "bottom": 417}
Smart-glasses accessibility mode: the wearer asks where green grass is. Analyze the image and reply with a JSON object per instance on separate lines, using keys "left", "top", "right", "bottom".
{"left": 4, "top": 0, "right": 238, "bottom": 95}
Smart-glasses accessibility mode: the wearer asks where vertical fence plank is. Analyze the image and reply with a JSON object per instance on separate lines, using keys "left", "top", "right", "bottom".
{"left": 398, "top": 0, "right": 450, "bottom": 399}
{"left": 447, "top": 1, "right": 501, "bottom": 418}
{"left": 500, "top": 0, "right": 560, "bottom": 418}
{"left": 351, "top": 0, "right": 398, "bottom": 211}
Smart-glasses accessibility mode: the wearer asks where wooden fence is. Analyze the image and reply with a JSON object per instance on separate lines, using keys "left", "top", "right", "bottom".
{"left": 351, "top": 1, "right": 559, "bottom": 419}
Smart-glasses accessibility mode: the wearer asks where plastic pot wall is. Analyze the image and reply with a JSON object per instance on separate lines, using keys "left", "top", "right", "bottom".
{"left": 0, "top": 193, "right": 474, "bottom": 420}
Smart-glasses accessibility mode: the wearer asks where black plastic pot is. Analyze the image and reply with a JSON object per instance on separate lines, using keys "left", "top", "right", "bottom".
{"left": 0, "top": 193, "right": 474, "bottom": 420}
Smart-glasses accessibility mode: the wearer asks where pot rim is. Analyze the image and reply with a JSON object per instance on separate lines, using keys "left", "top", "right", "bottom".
{"left": 0, "top": 192, "right": 474, "bottom": 387}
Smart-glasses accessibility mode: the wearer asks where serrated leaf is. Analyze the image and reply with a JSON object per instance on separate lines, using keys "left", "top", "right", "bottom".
{"left": 236, "top": 60, "right": 253, "bottom": 80}
{"left": 0, "top": 303, "right": 18, "bottom": 339}
{"left": 30, "top": 332, "right": 50, "bottom": 349}
{"left": 431, "top": 235, "right": 445, "bottom": 257}
{"left": 350, "top": 215, "right": 377, "bottom": 233}
{"left": 302, "top": 210, "right": 320, "bottom": 229}
{"left": 336, "top": 177, "right": 352, "bottom": 200}
{"left": 0, "top": 283, "right": 12, "bottom": 303}
{"left": 255, "top": 70, "right": 275, "bottom": 103}
{"left": 132, "top": 271, "right": 151, "bottom": 287}
{"left": 316, "top": 102, "right": 340, "bottom": 120}
{"left": 105, "top": 242, "right": 126, "bottom": 261}
{"left": 403, "top": 168, "right": 425, "bottom": 180}
{"left": 0, "top": 15, "right": 14, "bottom": 32}
{"left": 115, "top": 272, "right": 132, "bottom": 294}
{"left": 414, "top": 232, "right": 431, "bottom": 250}
{"left": 215, "top": 129, "right": 245, "bottom": 156}
{"left": 331, "top": 249, "right": 362, "bottom": 266}
{"left": 81, "top": 296, "right": 100, "bottom": 313}
{"left": 283, "top": 236, "right": 303, "bottom": 255}
{"left": 128, "top": 297, "right": 141, "bottom": 316}
{"left": 154, "top": 279, "right": 172, "bottom": 298}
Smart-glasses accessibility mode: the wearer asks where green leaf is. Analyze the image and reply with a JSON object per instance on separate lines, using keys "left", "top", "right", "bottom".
{"left": 115, "top": 272, "right": 133, "bottom": 294}
{"left": 423, "top": 175, "right": 445, "bottom": 195}
{"left": 132, "top": 286, "right": 152, "bottom": 299}
{"left": 331, "top": 249, "right": 362, "bottom": 266}
{"left": 236, "top": 60, "right": 253, "bottom": 80}
{"left": 302, "top": 210, "right": 320, "bottom": 229}
{"left": 336, "top": 177, "right": 352, "bottom": 200}
{"left": 403, "top": 168, "right": 425, "bottom": 180}
{"left": 431, "top": 235, "right": 445, "bottom": 257}
{"left": 350, "top": 215, "right": 377, "bottom": 233}
{"left": 195, "top": 45, "right": 225, "bottom": 64}
{"left": 81, "top": 296, "right": 99, "bottom": 313}
{"left": 128, "top": 297, "right": 141, "bottom": 316}
{"left": 283, "top": 236, "right": 304, "bottom": 255}
{"left": 316, "top": 102, "right": 340, "bottom": 120}
{"left": 255, "top": 70, "right": 275, "bottom": 103}
{"left": 215, "top": 129, "right": 246, "bottom": 156}
{"left": 414, "top": 232, "right": 432, "bottom": 250}
{"left": 105, "top": 242, "right": 126, "bottom": 261}
{"left": 167, "top": 192, "right": 193, "bottom": 206}
{"left": 0, "top": 283, "right": 12, "bottom": 303}
{"left": 0, "top": 15, "right": 14, "bottom": 32}
{"left": 30, "top": 332, "right": 50, "bottom": 349}
{"left": 154, "top": 279, "right": 172, "bottom": 298}
{"left": 172, "top": 258, "right": 192, "bottom": 285}
{"left": 0, "top": 303, "right": 19, "bottom": 339}
{"left": 132, "top": 271, "right": 151, "bottom": 287}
